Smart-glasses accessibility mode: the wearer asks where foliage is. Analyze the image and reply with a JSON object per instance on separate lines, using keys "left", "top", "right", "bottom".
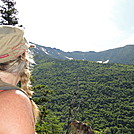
{"left": 32, "top": 84, "right": 64, "bottom": 134}
{"left": 32, "top": 54, "right": 134, "bottom": 133}
{"left": 0, "top": 0, "right": 18, "bottom": 25}
{"left": 36, "top": 111, "right": 64, "bottom": 134}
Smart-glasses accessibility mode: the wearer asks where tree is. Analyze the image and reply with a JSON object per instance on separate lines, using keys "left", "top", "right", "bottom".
{"left": 0, "top": 0, "right": 18, "bottom": 25}
{"left": 32, "top": 84, "right": 64, "bottom": 134}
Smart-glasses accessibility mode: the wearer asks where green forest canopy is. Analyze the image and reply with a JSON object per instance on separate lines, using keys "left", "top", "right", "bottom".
{"left": 32, "top": 55, "right": 134, "bottom": 134}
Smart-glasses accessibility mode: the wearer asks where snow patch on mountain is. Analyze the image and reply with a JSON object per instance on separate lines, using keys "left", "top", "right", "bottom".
{"left": 40, "top": 47, "right": 49, "bottom": 55}
{"left": 65, "top": 56, "right": 73, "bottom": 60}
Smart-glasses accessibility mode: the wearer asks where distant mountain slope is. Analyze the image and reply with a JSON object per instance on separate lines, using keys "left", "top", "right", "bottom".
{"left": 30, "top": 42, "right": 134, "bottom": 64}
{"left": 32, "top": 58, "right": 134, "bottom": 133}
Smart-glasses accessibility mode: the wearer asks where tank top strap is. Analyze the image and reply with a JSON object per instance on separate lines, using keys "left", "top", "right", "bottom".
{"left": 0, "top": 80, "right": 28, "bottom": 97}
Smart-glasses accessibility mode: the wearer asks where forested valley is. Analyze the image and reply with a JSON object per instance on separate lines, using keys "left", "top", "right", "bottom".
{"left": 32, "top": 54, "right": 134, "bottom": 134}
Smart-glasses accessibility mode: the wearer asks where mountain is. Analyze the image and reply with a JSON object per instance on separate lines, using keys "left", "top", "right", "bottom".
{"left": 30, "top": 42, "right": 134, "bottom": 133}
{"left": 30, "top": 42, "right": 134, "bottom": 64}
{"left": 32, "top": 57, "right": 134, "bottom": 133}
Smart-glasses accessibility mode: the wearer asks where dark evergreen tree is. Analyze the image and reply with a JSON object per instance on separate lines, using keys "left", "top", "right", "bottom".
{"left": 0, "top": 0, "right": 18, "bottom": 25}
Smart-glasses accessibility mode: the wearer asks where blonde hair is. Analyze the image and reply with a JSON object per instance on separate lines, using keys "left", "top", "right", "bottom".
{"left": 0, "top": 52, "right": 39, "bottom": 122}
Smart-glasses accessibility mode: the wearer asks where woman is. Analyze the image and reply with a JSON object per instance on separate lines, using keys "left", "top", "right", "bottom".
{"left": 0, "top": 25, "right": 39, "bottom": 133}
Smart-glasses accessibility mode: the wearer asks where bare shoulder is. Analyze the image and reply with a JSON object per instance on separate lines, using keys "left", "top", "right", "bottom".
{"left": 0, "top": 90, "right": 35, "bottom": 134}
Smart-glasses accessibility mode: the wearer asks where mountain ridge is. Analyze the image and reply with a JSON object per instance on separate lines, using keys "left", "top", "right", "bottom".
{"left": 30, "top": 42, "right": 134, "bottom": 65}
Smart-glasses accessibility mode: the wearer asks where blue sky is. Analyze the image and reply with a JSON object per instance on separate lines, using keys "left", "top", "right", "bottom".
{"left": 15, "top": 0, "right": 134, "bottom": 52}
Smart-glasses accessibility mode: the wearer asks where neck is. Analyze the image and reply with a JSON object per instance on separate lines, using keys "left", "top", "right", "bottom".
{"left": 0, "top": 71, "right": 20, "bottom": 86}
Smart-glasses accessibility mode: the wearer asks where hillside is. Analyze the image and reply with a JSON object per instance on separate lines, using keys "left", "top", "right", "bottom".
{"left": 31, "top": 42, "right": 134, "bottom": 65}
{"left": 32, "top": 55, "right": 134, "bottom": 133}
